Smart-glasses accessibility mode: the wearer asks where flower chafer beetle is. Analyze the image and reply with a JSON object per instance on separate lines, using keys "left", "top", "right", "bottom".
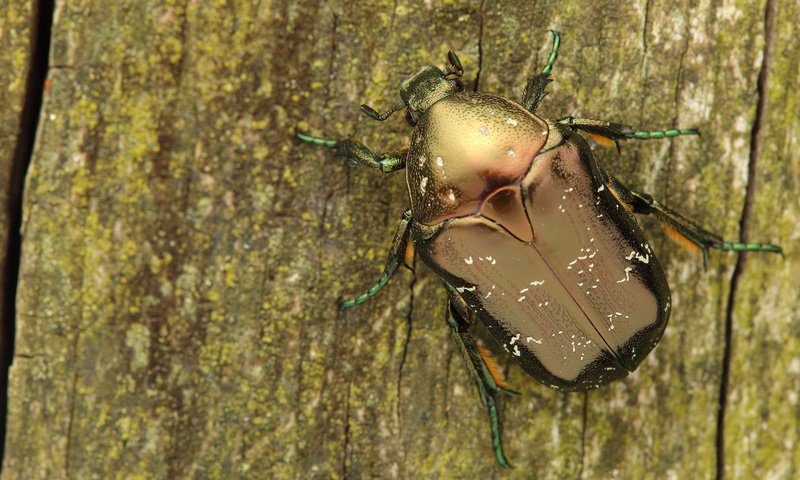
{"left": 297, "top": 32, "right": 782, "bottom": 467}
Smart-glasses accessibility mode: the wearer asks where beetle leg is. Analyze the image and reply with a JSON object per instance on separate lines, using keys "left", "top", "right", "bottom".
{"left": 604, "top": 173, "right": 783, "bottom": 270}
{"left": 446, "top": 299, "right": 517, "bottom": 468}
{"left": 521, "top": 30, "right": 561, "bottom": 114}
{"left": 556, "top": 117, "right": 698, "bottom": 145}
{"left": 297, "top": 133, "right": 406, "bottom": 173}
{"left": 340, "top": 211, "right": 412, "bottom": 309}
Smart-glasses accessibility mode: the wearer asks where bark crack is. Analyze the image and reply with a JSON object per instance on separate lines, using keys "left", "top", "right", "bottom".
{"left": 64, "top": 332, "right": 81, "bottom": 477}
{"left": 715, "top": 1, "right": 776, "bottom": 479}
{"left": 341, "top": 380, "right": 352, "bottom": 478}
{"left": 663, "top": 20, "right": 691, "bottom": 204}
{"left": 395, "top": 267, "right": 415, "bottom": 473}
{"left": 579, "top": 391, "right": 589, "bottom": 479}
{"left": 472, "top": 0, "right": 486, "bottom": 92}
{"left": 0, "top": 0, "right": 55, "bottom": 471}
{"left": 322, "top": 11, "right": 339, "bottom": 111}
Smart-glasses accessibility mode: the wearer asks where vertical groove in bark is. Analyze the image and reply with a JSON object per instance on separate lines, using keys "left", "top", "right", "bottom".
{"left": 715, "top": 1, "right": 777, "bottom": 479}
{"left": 473, "top": 0, "right": 486, "bottom": 92}
{"left": 0, "top": 0, "right": 54, "bottom": 471}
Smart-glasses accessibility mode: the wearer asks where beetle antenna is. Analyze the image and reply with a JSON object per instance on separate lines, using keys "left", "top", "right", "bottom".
{"left": 444, "top": 50, "right": 464, "bottom": 77}
{"left": 360, "top": 101, "right": 406, "bottom": 121}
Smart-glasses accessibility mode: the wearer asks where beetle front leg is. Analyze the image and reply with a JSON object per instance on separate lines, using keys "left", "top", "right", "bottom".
{"left": 603, "top": 173, "right": 783, "bottom": 269}
{"left": 521, "top": 30, "right": 561, "bottom": 114}
{"left": 446, "top": 297, "right": 518, "bottom": 468}
{"left": 297, "top": 133, "right": 406, "bottom": 173}
{"left": 340, "top": 210, "right": 412, "bottom": 309}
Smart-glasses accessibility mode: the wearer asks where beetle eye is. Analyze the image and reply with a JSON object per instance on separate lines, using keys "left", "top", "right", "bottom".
{"left": 405, "top": 110, "right": 417, "bottom": 126}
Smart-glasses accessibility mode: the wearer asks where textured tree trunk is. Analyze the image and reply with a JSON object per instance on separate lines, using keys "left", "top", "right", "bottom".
{"left": 2, "top": 1, "right": 798, "bottom": 478}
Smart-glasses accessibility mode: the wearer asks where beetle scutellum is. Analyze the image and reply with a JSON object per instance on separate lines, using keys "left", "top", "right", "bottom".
{"left": 297, "top": 32, "right": 782, "bottom": 467}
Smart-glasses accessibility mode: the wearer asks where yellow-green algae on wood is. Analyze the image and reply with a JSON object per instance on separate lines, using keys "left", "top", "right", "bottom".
{"left": 0, "top": 1, "right": 31, "bottom": 259}
{"left": 4, "top": 0, "right": 799, "bottom": 479}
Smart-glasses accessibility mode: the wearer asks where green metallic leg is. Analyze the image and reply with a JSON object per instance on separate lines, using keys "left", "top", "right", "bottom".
{"left": 556, "top": 116, "right": 698, "bottom": 142}
{"left": 521, "top": 30, "right": 561, "bottom": 114}
{"left": 604, "top": 173, "right": 783, "bottom": 269}
{"left": 340, "top": 211, "right": 412, "bottom": 309}
{"left": 447, "top": 297, "right": 518, "bottom": 468}
{"left": 297, "top": 132, "right": 406, "bottom": 173}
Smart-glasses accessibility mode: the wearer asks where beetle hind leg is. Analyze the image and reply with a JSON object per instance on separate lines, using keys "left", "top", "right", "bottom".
{"left": 340, "top": 211, "right": 413, "bottom": 309}
{"left": 296, "top": 132, "right": 407, "bottom": 173}
{"left": 446, "top": 299, "right": 517, "bottom": 468}
{"left": 604, "top": 173, "right": 783, "bottom": 269}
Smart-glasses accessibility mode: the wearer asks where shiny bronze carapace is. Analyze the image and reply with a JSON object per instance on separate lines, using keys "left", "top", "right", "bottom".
{"left": 408, "top": 89, "right": 669, "bottom": 390}
{"left": 297, "top": 31, "right": 782, "bottom": 467}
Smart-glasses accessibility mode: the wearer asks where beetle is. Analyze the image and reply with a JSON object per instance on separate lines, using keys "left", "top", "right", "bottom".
{"left": 297, "top": 32, "right": 782, "bottom": 467}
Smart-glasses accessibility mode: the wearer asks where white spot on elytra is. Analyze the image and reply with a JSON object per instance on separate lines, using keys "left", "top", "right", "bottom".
{"left": 507, "top": 148, "right": 516, "bottom": 157}
{"left": 518, "top": 296, "right": 526, "bottom": 302}
{"left": 505, "top": 117, "right": 518, "bottom": 126}
{"left": 625, "top": 250, "right": 650, "bottom": 263}
{"left": 479, "top": 126, "right": 489, "bottom": 135}
{"left": 435, "top": 156, "right": 444, "bottom": 167}
{"left": 420, "top": 176, "right": 428, "bottom": 194}
{"left": 447, "top": 189, "right": 456, "bottom": 202}
{"left": 464, "top": 256, "right": 473, "bottom": 265}
{"left": 616, "top": 266, "right": 633, "bottom": 283}
{"left": 418, "top": 155, "right": 426, "bottom": 167}
{"left": 530, "top": 280, "right": 545, "bottom": 286}
{"left": 597, "top": 184, "right": 605, "bottom": 192}
{"left": 456, "top": 285, "right": 476, "bottom": 293}
{"left": 510, "top": 334, "right": 521, "bottom": 345}
{"left": 527, "top": 337, "right": 542, "bottom": 344}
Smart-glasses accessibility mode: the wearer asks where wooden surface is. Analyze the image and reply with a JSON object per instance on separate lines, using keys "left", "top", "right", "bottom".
{"left": 2, "top": 1, "right": 798, "bottom": 478}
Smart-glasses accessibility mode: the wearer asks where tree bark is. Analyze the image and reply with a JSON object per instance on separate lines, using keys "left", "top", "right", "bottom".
{"left": 3, "top": 0, "right": 799, "bottom": 478}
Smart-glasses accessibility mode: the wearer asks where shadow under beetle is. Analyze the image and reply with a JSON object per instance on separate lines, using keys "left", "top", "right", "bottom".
{"left": 297, "top": 32, "right": 782, "bottom": 467}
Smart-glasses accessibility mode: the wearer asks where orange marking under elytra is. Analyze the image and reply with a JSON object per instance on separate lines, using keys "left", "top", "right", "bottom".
{"left": 404, "top": 240, "right": 415, "bottom": 269}
{"left": 478, "top": 346, "right": 511, "bottom": 390}
{"left": 663, "top": 224, "right": 701, "bottom": 254}
{"left": 588, "top": 133, "right": 615, "bottom": 147}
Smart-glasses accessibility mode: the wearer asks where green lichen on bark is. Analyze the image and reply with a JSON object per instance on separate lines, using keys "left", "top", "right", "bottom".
{"left": 0, "top": 1, "right": 31, "bottom": 255}
{"left": 3, "top": 0, "right": 798, "bottom": 479}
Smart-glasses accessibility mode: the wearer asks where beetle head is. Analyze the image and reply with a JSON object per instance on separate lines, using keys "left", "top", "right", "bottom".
{"left": 360, "top": 51, "right": 464, "bottom": 126}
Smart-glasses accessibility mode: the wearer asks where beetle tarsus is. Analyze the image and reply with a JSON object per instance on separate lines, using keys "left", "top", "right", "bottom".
{"left": 541, "top": 30, "right": 561, "bottom": 75}
{"left": 296, "top": 132, "right": 337, "bottom": 148}
{"left": 487, "top": 396, "right": 512, "bottom": 468}
{"left": 340, "top": 213, "right": 411, "bottom": 309}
